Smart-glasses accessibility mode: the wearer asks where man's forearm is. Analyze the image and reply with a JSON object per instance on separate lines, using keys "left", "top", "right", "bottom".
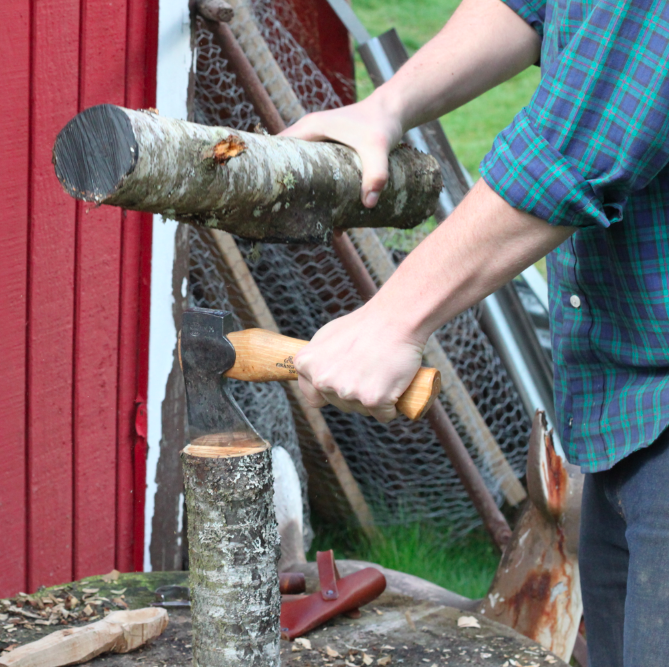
{"left": 366, "top": 179, "right": 573, "bottom": 345}
{"left": 369, "top": 0, "right": 541, "bottom": 132}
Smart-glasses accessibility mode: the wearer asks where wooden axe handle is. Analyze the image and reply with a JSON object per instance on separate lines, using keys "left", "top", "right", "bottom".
{"left": 226, "top": 329, "right": 441, "bottom": 420}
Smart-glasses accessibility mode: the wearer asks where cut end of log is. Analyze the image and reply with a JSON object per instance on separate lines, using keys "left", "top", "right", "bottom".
{"left": 184, "top": 432, "right": 269, "bottom": 458}
{"left": 53, "top": 104, "right": 138, "bottom": 203}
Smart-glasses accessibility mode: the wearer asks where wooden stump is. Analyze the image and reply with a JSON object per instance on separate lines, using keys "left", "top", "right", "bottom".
{"left": 182, "top": 439, "right": 281, "bottom": 666}
{"left": 0, "top": 570, "right": 569, "bottom": 667}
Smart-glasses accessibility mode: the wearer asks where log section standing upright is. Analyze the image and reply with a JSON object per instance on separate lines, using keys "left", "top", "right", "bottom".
{"left": 182, "top": 442, "right": 279, "bottom": 666}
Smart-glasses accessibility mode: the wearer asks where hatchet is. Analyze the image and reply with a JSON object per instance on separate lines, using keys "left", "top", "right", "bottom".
{"left": 180, "top": 307, "right": 440, "bottom": 449}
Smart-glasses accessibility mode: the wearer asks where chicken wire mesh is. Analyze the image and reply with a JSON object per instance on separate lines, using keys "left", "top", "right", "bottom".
{"left": 190, "top": 0, "right": 533, "bottom": 540}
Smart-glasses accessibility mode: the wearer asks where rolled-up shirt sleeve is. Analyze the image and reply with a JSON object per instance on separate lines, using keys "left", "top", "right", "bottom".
{"left": 481, "top": 0, "right": 669, "bottom": 228}
{"left": 501, "top": 0, "right": 546, "bottom": 38}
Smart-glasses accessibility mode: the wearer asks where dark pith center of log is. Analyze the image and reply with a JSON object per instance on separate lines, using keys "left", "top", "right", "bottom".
{"left": 52, "top": 104, "right": 138, "bottom": 202}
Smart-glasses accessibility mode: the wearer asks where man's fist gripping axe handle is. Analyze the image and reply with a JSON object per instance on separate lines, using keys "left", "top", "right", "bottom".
{"left": 180, "top": 307, "right": 440, "bottom": 437}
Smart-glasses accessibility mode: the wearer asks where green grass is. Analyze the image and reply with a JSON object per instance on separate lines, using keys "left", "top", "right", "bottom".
{"left": 308, "top": 522, "right": 499, "bottom": 600}
{"left": 352, "top": 0, "right": 541, "bottom": 176}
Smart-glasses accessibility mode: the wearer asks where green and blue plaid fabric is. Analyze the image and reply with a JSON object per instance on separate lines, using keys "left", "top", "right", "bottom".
{"left": 480, "top": 0, "right": 669, "bottom": 471}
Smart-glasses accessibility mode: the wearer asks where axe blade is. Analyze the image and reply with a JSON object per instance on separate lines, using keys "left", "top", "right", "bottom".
{"left": 181, "top": 307, "right": 264, "bottom": 447}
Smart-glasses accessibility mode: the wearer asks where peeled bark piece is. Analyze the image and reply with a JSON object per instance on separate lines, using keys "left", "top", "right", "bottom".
{"left": 182, "top": 441, "right": 280, "bottom": 667}
{"left": 52, "top": 104, "right": 442, "bottom": 243}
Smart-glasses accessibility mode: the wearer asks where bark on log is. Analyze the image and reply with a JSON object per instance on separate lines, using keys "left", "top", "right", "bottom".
{"left": 194, "top": 0, "right": 234, "bottom": 23}
{"left": 182, "top": 439, "right": 280, "bottom": 666}
{"left": 52, "top": 104, "right": 442, "bottom": 244}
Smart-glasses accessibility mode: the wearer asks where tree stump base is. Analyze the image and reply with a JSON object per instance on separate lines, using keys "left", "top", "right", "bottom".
{"left": 1, "top": 571, "right": 567, "bottom": 667}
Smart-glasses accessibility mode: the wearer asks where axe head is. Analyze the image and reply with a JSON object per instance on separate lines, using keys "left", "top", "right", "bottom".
{"left": 180, "top": 307, "right": 264, "bottom": 448}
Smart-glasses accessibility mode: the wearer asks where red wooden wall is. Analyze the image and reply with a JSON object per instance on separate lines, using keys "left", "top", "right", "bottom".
{"left": 0, "top": 0, "right": 157, "bottom": 597}
{"left": 280, "top": 0, "right": 355, "bottom": 105}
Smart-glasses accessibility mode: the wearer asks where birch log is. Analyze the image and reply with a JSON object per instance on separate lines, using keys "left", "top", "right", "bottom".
{"left": 52, "top": 104, "right": 441, "bottom": 243}
{"left": 182, "top": 439, "right": 280, "bottom": 666}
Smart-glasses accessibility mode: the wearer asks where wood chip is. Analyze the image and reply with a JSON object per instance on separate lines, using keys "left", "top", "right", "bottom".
{"left": 83, "top": 604, "right": 93, "bottom": 616}
{"left": 211, "top": 136, "right": 247, "bottom": 164}
{"left": 81, "top": 588, "right": 100, "bottom": 595}
{"left": 404, "top": 611, "right": 416, "bottom": 631}
{"left": 112, "top": 597, "right": 128, "bottom": 609}
{"left": 457, "top": 616, "right": 481, "bottom": 629}
{"left": 380, "top": 646, "right": 394, "bottom": 651}
{"left": 9, "top": 606, "right": 41, "bottom": 619}
{"left": 362, "top": 653, "right": 374, "bottom": 665}
{"left": 294, "top": 638, "right": 311, "bottom": 650}
{"left": 325, "top": 646, "right": 340, "bottom": 658}
{"left": 377, "top": 657, "right": 391, "bottom": 666}
{"left": 110, "top": 588, "right": 127, "bottom": 595}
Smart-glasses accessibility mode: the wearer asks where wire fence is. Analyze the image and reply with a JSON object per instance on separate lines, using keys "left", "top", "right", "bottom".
{"left": 189, "top": 0, "right": 533, "bottom": 544}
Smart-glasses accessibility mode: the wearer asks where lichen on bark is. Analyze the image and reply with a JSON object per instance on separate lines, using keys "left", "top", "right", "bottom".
{"left": 182, "top": 444, "right": 281, "bottom": 666}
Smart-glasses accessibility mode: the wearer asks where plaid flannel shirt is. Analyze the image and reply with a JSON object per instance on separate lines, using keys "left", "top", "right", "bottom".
{"left": 480, "top": 0, "right": 669, "bottom": 471}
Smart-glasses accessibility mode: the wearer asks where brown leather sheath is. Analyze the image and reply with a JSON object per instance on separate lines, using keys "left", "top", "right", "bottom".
{"left": 280, "top": 550, "right": 387, "bottom": 639}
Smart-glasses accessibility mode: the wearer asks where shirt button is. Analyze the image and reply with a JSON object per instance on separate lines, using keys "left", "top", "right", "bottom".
{"left": 569, "top": 417, "right": 574, "bottom": 427}
{"left": 570, "top": 294, "right": 581, "bottom": 308}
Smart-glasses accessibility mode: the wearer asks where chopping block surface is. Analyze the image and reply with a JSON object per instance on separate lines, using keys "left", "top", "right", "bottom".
{"left": 0, "top": 572, "right": 567, "bottom": 667}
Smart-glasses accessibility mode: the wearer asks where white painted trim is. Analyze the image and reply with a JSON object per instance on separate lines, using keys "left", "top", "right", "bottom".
{"left": 144, "top": 0, "right": 192, "bottom": 572}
